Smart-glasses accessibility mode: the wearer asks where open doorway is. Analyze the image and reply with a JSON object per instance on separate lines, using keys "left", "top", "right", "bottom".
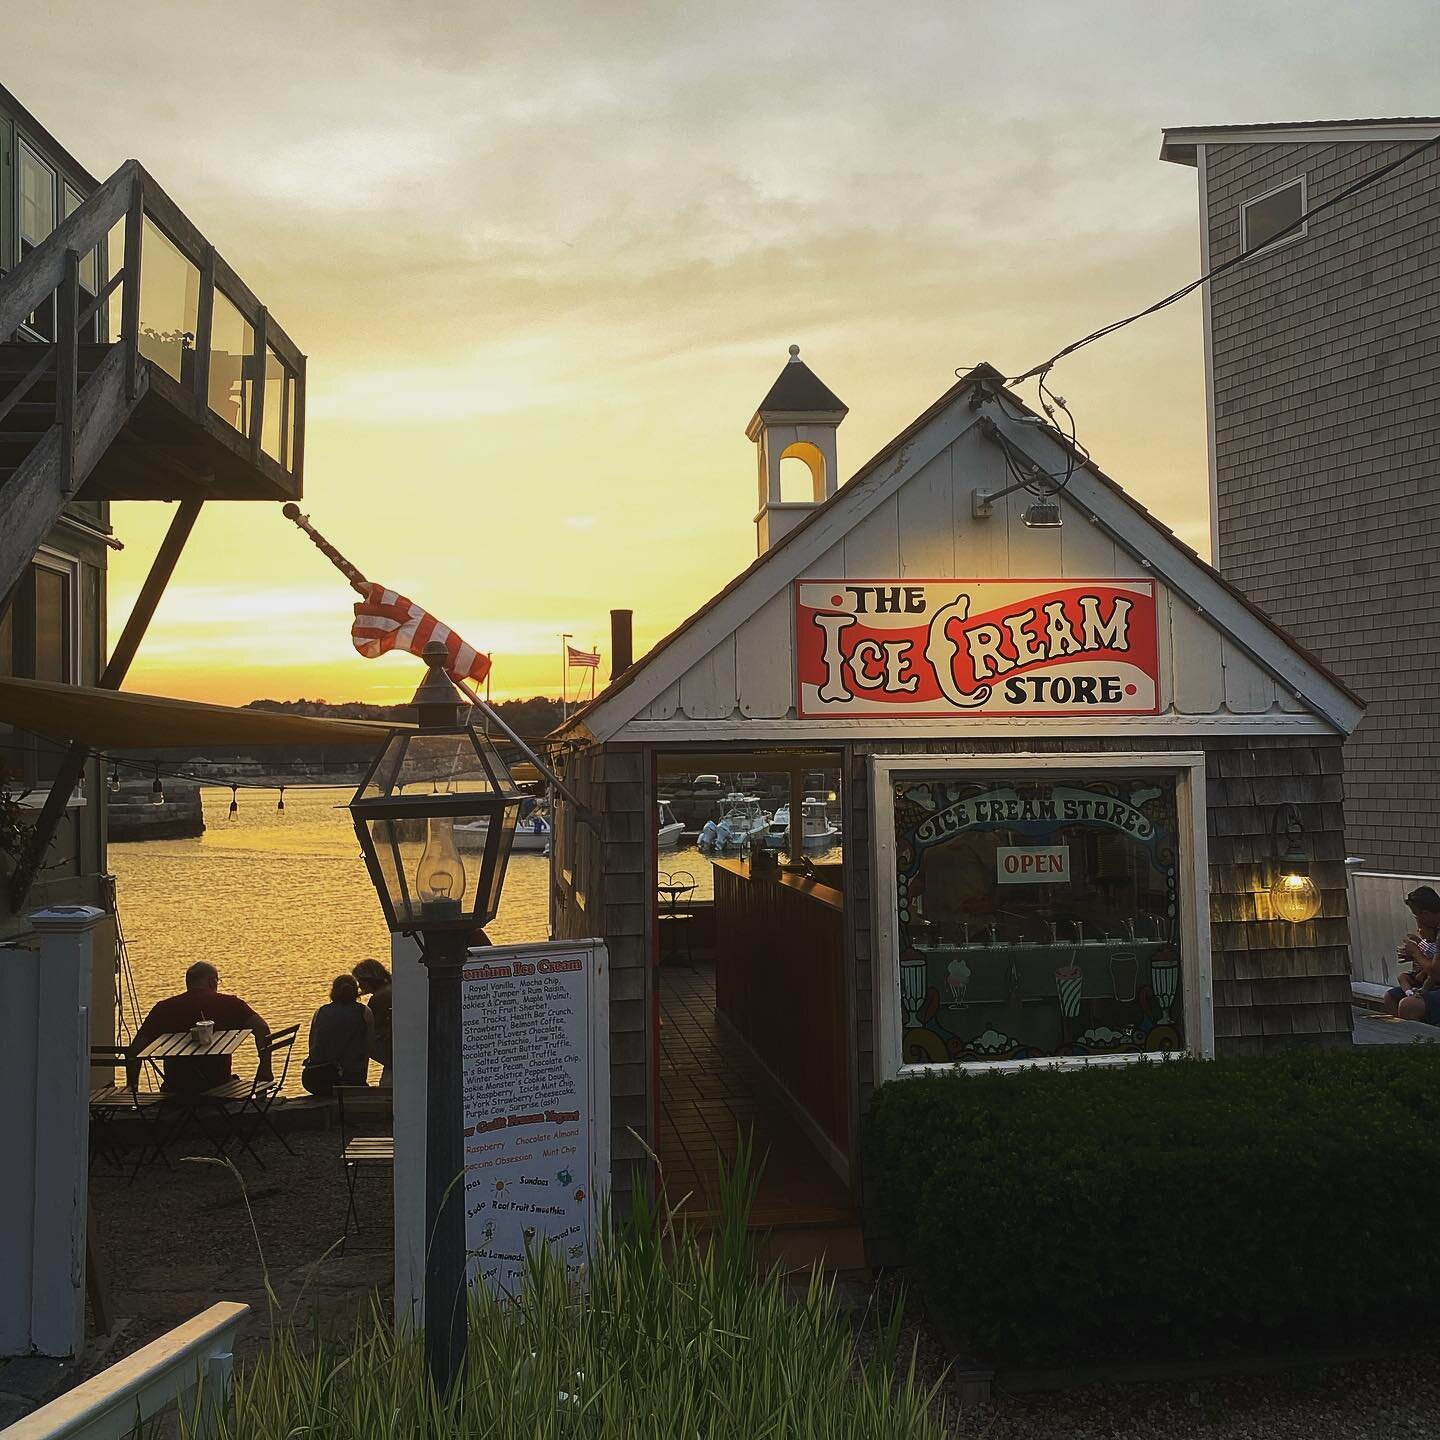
{"left": 652, "top": 751, "right": 854, "bottom": 1233}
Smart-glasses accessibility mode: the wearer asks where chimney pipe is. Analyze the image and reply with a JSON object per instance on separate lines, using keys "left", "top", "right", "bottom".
{"left": 610, "top": 609, "right": 633, "bottom": 678}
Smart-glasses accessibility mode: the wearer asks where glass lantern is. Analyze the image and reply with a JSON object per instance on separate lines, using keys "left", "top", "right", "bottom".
{"left": 349, "top": 659, "right": 525, "bottom": 933}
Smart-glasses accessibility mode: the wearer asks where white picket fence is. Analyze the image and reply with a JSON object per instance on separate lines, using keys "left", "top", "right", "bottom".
{"left": 1349, "top": 869, "right": 1440, "bottom": 988}
{"left": 0, "top": 1303, "right": 248, "bottom": 1440}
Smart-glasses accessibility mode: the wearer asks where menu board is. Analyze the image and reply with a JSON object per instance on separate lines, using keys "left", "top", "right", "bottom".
{"left": 459, "top": 940, "right": 609, "bottom": 1293}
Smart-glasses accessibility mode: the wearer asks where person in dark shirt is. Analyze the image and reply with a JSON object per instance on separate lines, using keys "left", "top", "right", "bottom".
{"left": 302, "top": 974, "right": 374, "bottom": 1094}
{"left": 126, "top": 961, "right": 271, "bottom": 1093}
{"left": 352, "top": 958, "right": 393, "bottom": 1085}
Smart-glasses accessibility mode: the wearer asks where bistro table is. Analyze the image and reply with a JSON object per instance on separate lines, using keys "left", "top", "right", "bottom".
{"left": 138, "top": 1029, "right": 251, "bottom": 1062}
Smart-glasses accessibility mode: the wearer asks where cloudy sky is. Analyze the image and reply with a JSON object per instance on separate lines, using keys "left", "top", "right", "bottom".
{"left": 12, "top": 0, "right": 1438, "bottom": 702}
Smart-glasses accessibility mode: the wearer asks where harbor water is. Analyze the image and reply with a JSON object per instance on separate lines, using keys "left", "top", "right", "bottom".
{"left": 107, "top": 784, "right": 737, "bottom": 1032}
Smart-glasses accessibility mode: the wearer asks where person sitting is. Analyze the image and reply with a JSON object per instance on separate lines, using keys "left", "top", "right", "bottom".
{"left": 1384, "top": 886, "right": 1440, "bottom": 1024}
{"left": 352, "top": 957, "right": 393, "bottom": 1086}
{"left": 127, "top": 961, "right": 272, "bottom": 1094}
{"left": 301, "top": 974, "right": 374, "bottom": 1096}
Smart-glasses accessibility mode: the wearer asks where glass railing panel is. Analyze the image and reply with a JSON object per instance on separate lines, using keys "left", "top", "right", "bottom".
{"left": 260, "top": 345, "right": 291, "bottom": 467}
{"left": 103, "top": 216, "right": 126, "bottom": 343}
{"left": 208, "top": 289, "right": 254, "bottom": 434}
{"left": 137, "top": 217, "right": 199, "bottom": 384}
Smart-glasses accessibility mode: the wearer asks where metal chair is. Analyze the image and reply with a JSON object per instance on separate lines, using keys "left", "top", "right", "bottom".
{"left": 88, "top": 1044, "right": 165, "bottom": 1181}
{"left": 658, "top": 869, "right": 697, "bottom": 963}
{"left": 335, "top": 1084, "right": 394, "bottom": 1237}
{"left": 200, "top": 1024, "right": 300, "bottom": 1168}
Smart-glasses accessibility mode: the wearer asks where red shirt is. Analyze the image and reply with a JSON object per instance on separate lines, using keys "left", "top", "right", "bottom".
{"left": 131, "top": 989, "right": 261, "bottom": 1092}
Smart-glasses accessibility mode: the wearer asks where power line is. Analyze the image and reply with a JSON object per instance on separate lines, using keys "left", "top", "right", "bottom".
{"left": 1006, "top": 126, "right": 1440, "bottom": 388}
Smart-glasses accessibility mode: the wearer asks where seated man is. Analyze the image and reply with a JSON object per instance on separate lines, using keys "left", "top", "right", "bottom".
{"left": 126, "top": 961, "right": 272, "bottom": 1093}
{"left": 1384, "top": 886, "right": 1440, "bottom": 1025}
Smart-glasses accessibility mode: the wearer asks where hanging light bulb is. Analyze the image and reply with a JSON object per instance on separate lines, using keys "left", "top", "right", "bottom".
{"left": 150, "top": 768, "right": 165, "bottom": 805}
{"left": 228, "top": 783, "right": 239, "bottom": 819}
{"left": 277, "top": 785, "right": 286, "bottom": 813}
{"left": 108, "top": 767, "right": 121, "bottom": 795}
{"left": 1270, "top": 803, "right": 1321, "bottom": 923}
{"left": 415, "top": 816, "right": 467, "bottom": 919}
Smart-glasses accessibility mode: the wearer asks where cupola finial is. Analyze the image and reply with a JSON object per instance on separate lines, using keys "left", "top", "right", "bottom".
{"left": 788, "top": 343, "right": 801, "bottom": 361}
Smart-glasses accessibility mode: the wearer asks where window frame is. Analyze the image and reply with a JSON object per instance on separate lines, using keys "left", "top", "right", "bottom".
{"left": 869, "top": 750, "right": 1215, "bottom": 1080}
{"left": 16, "top": 136, "right": 59, "bottom": 341}
{"left": 1239, "top": 175, "right": 1308, "bottom": 258}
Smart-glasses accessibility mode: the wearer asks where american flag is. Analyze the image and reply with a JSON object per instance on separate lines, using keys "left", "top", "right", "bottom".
{"left": 567, "top": 645, "right": 601, "bottom": 669}
{"left": 351, "top": 582, "right": 492, "bottom": 685}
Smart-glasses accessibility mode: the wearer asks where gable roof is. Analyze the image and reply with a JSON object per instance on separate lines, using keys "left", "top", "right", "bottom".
{"left": 1161, "top": 117, "right": 1440, "bottom": 165}
{"left": 552, "top": 364, "right": 1362, "bottom": 746}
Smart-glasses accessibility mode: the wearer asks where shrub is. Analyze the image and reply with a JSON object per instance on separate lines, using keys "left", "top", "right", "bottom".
{"left": 198, "top": 1149, "right": 950, "bottom": 1439}
{"left": 866, "top": 1045, "right": 1440, "bottom": 1366}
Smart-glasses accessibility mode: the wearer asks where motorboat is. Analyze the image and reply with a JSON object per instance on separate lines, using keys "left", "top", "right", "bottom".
{"left": 455, "top": 796, "right": 552, "bottom": 854}
{"left": 764, "top": 797, "right": 841, "bottom": 851}
{"left": 698, "top": 794, "right": 770, "bottom": 852}
{"left": 657, "top": 801, "right": 684, "bottom": 850}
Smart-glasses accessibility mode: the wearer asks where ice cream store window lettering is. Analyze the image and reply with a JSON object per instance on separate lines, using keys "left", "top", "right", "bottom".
{"left": 894, "top": 775, "right": 1184, "bottom": 1065}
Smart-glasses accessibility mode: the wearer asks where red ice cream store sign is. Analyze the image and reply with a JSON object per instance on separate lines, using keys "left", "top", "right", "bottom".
{"left": 794, "top": 579, "right": 1160, "bottom": 717}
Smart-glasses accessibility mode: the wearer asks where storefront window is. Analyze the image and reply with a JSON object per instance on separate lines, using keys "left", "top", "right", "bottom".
{"left": 893, "top": 773, "right": 1183, "bottom": 1064}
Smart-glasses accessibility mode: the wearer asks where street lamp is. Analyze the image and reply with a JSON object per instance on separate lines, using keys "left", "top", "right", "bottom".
{"left": 349, "top": 640, "right": 525, "bottom": 1396}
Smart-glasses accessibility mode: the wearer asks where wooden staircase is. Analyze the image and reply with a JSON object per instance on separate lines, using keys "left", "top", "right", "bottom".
{"left": 0, "top": 159, "right": 305, "bottom": 602}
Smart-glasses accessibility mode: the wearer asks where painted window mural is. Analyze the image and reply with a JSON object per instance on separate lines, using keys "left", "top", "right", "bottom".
{"left": 893, "top": 774, "right": 1183, "bottom": 1064}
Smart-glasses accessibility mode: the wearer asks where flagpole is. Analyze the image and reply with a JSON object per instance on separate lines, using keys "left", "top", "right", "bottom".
{"left": 561, "top": 633, "right": 573, "bottom": 722}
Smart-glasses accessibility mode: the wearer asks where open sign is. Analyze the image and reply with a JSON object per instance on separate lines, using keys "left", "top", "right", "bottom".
{"left": 996, "top": 845, "right": 1071, "bottom": 884}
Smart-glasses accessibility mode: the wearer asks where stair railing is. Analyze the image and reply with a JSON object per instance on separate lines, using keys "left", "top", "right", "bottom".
{"left": 0, "top": 157, "right": 305, "bottom": 497}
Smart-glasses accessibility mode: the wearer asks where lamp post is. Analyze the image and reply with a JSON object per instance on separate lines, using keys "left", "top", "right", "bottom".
{"left": 349, "top": 641, "right": 525, "bottom": 1396}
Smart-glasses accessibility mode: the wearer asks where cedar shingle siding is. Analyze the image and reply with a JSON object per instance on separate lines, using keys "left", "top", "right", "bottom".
{"left": 1205, "top": 138, "right": 1440, "bottom": 871}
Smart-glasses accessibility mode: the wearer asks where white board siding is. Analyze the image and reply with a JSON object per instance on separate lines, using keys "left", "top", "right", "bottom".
{"left": 1059, "top": 514, "right": 1119, "bottom": 575}
{"left": 736, "top": 588, "right": 794, "bottom": 719}
{"left": 678, "top": 635, "right": 737, "bottom": 719}
{"left": 638, "top": 683, "right": 679, "bottom": 721}
{"left": 895, "top": 450, "right": 957, "bottom": 576}
{"left": 841, "top": 492, "right": 900, "bottom": 575}
{"left": 1169, "top": 598, "right": 1226, "bottom": 714}
{"left": 1222, "top": 637, "right": 1278, "bottom": 713}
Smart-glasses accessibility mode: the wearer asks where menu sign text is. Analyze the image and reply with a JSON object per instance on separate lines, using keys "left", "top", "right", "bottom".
{"left": 460, "top": 940, "right": 608, "bottom": 1294}
{"left": 795, "top": 579, "right": 1159, "bottom": 717}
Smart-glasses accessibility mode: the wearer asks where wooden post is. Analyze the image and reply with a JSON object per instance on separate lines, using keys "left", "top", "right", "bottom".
{"left": 7, "top": 498, "right": 203, "bottom": 913}
{"left": 120, "top": 175, "right": 144, "bottom": 401}
{"left": 56, "top": 249, "right": 79, "bottom": 495}
{"left": 789, "top": 762, "right": 806, "bottom": 865}
{"left": 249, "top": 305, "right": 268, "bottom": 464}
{"left": 192, "top": 243, "right": 215, "bottom": 421}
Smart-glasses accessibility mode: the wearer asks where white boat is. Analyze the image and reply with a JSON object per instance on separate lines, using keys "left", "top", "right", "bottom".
{"left": 698, "top": 795, "right": 770, "bottom": 851}
{"left": 657, "top": 801, "right": 683, "bottom": 851}
{"left": 455, "top": 797, "right": 552, "bottom": 854}
{"left": 764, "top": 797, "right": 841, "bottom": 851}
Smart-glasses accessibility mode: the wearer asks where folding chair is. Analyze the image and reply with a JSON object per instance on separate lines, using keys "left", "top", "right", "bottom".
{"left": 88, "top": 1044, "right": 165, "bottom": 1181}
{"left": 335, "top": 1084, "right": 394, "bottom": 1237}
{"left": 202, "top": 1024, "right": 300, "bottom": 1169}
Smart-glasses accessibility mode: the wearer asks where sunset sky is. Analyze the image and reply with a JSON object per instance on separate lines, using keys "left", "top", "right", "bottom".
{"left": 12, "top": 1, "right": 1438, "bottom": 703}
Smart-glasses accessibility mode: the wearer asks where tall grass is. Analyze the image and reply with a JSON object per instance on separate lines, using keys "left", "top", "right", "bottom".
{"left": 198, "top": 1146, "right": 951, "bottom": 1438}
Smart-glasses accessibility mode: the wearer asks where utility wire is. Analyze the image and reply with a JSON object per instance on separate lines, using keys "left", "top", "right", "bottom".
{"left": 1007, "top": 126, "right": 1440, "bottom": 387}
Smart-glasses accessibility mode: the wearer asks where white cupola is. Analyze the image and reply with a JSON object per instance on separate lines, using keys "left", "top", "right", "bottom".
{"left": 746, "top": 344, "right": 848, "bottom": 555}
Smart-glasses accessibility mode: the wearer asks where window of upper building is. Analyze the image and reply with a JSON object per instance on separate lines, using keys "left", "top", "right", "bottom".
{"left": 19, "top": 140, "right": 58, "bottom": 338}
{"left": 1240, "top": 176, "right": 1307, "bottom": 256}
{"left": 0, "top": 551, "right": 80, "bottom": 787}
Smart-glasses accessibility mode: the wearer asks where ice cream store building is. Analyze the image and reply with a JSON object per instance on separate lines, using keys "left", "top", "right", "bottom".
{"left": 548, "top": 354, "right": 1363, "bottom": 1253}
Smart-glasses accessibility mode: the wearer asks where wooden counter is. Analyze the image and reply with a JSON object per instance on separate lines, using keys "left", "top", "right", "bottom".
{"left": 711, "top": 859, "right": 849, "bottom": 1164}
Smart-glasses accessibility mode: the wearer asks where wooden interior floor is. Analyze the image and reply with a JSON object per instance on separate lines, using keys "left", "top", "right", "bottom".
{"left": 658, "top": 956, "right": 855, "bottom": 1229}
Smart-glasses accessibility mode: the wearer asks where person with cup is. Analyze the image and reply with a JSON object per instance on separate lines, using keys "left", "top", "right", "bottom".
{"left": 126, "top": 961, "right": 272, "bottom": 1093}
{"left": 1383, "top": 887, "right": 1440, "bottom": 1025}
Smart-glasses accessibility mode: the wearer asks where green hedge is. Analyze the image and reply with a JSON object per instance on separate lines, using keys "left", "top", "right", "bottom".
{"left": 866, "top": 1046, "right": 1440, "bottom": 1365}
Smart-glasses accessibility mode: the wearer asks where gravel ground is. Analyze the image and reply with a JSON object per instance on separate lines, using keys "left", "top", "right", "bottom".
{"left": 89, "top": 1118, "right": 393, "bottom": 1363}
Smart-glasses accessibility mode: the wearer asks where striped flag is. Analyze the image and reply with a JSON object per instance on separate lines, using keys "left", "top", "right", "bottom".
{"left": 566, "top": 645, "right": 601, "bottom": 669}
{"left": 351, "top": 582, "right": 492, "bottom": 685}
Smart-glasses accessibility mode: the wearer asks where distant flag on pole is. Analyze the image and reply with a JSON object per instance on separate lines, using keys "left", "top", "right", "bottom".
{"left": 352, "top": 583, "right": 493, "bottom": 685}
{"left": 566, "top": 645, "right": 601, "bottom": 670}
